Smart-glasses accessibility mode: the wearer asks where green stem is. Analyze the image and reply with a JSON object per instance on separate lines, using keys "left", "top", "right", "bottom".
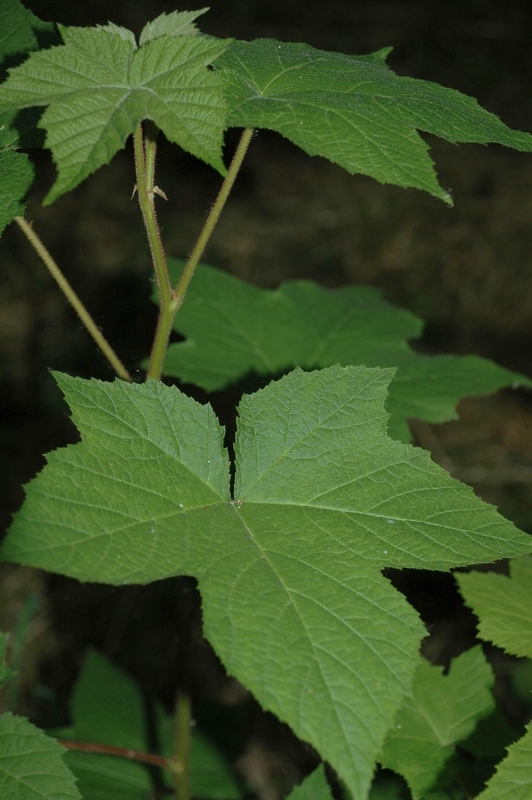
{"left": 133, "top": 122, "right": 172, "bottom": 312}
{"left": 173, "top": 127, "right": 254, "bottom": 308}
{"left": 173, "top": 692, "right": 191, "bottom": 800}
{"left": 14, "top": 217, "right": 131, "bottom": 382}
{"left": 146, "top": 127, "right": 254, "bottom": 381}
{"left": 144, "top": 120, "right": 159, "bottom": 192}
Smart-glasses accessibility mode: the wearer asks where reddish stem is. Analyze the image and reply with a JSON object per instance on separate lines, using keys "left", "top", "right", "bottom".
{"left": 58, "top": 739, "right": 182, "bottom": 773}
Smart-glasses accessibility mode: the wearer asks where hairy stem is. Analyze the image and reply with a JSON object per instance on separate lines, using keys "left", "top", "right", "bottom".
{"left": 173, "top": 127, "right": 254, "bottom": 309}
{"left": 133, "top": 122, "right": 175, "bottom": 385}
{"left": 133, "top": 122, "right": 172, "bottom": 311}
{"left": 146, "top": 127, "right": 255, "bottom": 381}
{"left": 14, "top": 217, "right": 131, "bottom": 382}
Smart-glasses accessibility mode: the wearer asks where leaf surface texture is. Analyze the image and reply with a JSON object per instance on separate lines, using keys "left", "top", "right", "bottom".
{"left": 2, "top": 367, "right": 530, "bottom": 798}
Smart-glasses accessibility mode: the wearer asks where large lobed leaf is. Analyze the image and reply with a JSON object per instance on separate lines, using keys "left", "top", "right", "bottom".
{"left": 216, "top": 39, "right": 532, "bottom": 202}
{"left": 2, "top": 6, "right": 532, "bottom": 211}
{"left": 0, "top": 11, "right": 230, "bottom": 203}
{"left": 2, "top": 367, "right": 530, "bottom": 799}
{"left": 161, "top": 262, "right": 532, "bottom": 442}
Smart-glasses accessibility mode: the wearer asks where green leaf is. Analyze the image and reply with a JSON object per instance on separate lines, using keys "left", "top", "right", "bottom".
{"left": 286, "top": 766, "right": 333, "bottom": 800}
{"left": 0, "top": 0, "right": 56, "bottom": 227}
{"left": 70, "top": 650, "right": 155, "bottom": 750}
{"left": 456, "top": 560, "right": 532, "bottom": 799}
{"left": 2, "top": 367, "right": 530, "bottom": 799}
{"left": 138, "top": 9, "right": 208, "bottom": 45}
{"left": 510, "top": 659, "right": 532, "bottom": 709}
{"left": 57, "top": 649, "right": 241, "bottom": 800}
{"left": 380, "top": 647, "right": 495, "bottom": 798}
{"left": 0, "top": 148, "right": 34, "bottom": 234}
{"left": 0, "top": 713, "right": 81, "bottom": 799}
{"left": 189, "top": 726, "right": 242, "bottom": 800}
{"left": 61, "top": 748, "right": 149, "bottom": 800}
{"left": 0, "top": 23, "right": 230, "bottom": 203}
{"left": 160, "top": 262, "right": 531, "bottom": 442}
{"left": 0, "top": 0, "right": 56, "bottom": 151}
{"left": 216, "top": 40, "right": 532, "bottom": 202}
{"left": 456, "top": 556, "right": 532, "bottom": 659}
{"left": 477, "top": 721, "right": 532, "bottom": 800}
{"left": 0, "top": 0, "right": 55, "bottom": 71}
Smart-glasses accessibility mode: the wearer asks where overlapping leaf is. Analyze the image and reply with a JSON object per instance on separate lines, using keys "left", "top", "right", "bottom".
{"left": 2, "top": 367, "right": 530, "bottom": 798}
{"left": 0, "top": 0, "right": 55, "bottom": 73}
{"left": 161, "top": 262, "right": 532, "bottom": 442}
{"left": 380, "top": 647, "right": 494, "bottom": 798}
{"left": 477, "top": 721, "right": 532, "bottom": 800}
{"left": 216, "top": 39, "right": 532, "bottom": 202}
{"left": 456, "top": 558, "right": 532, "bottom": 798}
{"left": 0, "top": 148, "right": 33, "bottom": 234}
{"left": 457, "top": 556, "right": 532, "bottom": 659}
{"left": 287, "top": 766, "right": 333, "bottom": 800}
{"left": 0, "top": 713, "right": 81, "bottom": 800}
{"left": 0, "top": 0, "right": 56, "bottom": 229}
{"left": 0, "top": 12, "right": 230, "bottom": 203}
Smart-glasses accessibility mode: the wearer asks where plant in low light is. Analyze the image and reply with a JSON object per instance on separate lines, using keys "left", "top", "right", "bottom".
{"left": 1, "top": 1, "right": 531, "bottom": 798}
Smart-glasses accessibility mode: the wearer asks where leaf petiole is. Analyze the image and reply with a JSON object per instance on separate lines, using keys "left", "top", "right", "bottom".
{"left": 145, "top": 127, "right": 254, "bottom": 381}
{"left": 14, "top": 216, "right": 131, "bottom": 382}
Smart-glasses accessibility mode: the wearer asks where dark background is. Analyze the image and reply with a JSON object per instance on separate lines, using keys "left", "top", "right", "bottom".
{"left": 1, "top": 1, "right": 532, "bottom": 795}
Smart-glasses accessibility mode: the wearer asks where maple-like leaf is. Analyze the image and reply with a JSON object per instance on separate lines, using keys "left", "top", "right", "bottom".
{"left": 0, "top": 13, "right": 229, "bottom": 202}
{"left": 2, "top": 367, "right": 530, "bottom": 798}
{"left": 216, "top": 39, "right": 532, "bottom": 202}
{"left": 160, "top": 262, "right": 532, "bottom": 442}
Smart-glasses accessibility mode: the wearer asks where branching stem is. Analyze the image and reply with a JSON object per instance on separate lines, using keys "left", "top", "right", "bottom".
{"left": 14, "top": 216, "right": 131, "bottom": 382}
{"left": 133, "top": 121, "right": 172, "bottom": 313}
{"left": 145, "top": 127, "right": 254, "bottom": 381}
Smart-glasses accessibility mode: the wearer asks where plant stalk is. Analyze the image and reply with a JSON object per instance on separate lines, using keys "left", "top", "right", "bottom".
{"left": 146, "top": 127, "right": 255, "bottom": 381}
{"left": 14, "top": 217, "right": 131, "bottom": 382}
{"left": 133, "top": 122, "right": 172, "bottom": 313}
{"left": 173, "top": 127, "right": 254, "bottom": 309}
{"left": 58, "top": 739, "right": 172, "bottom": 769}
